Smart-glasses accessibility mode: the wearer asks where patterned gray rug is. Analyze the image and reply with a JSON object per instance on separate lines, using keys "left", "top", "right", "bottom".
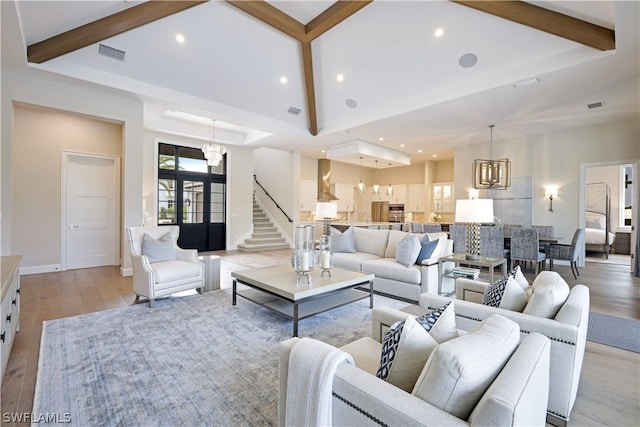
{"left": 587, "top": 311, "right": 640, "bottom": 353}
{"left": 33, "top": 288, "right": 407, "bottom": 426}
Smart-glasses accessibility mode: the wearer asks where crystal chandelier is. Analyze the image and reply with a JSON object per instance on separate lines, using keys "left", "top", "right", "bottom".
{"left": 472, "top": 124, "right": 511, "bottom": 190}
{"left": 201, "top": 119, "right": 226, "bottom": 167}
{"left": 357, "top": 156, "right": 365, "bottom": 194}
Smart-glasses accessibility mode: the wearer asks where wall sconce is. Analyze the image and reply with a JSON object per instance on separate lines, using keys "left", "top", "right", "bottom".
{"left": 545, "top": 187, "right": 559, "bottom": 212}
{"left": 468, "top": 189, "right": 479, "bottom": 200}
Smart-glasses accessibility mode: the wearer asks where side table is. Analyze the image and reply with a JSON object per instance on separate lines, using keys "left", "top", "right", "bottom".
{"left": 199, "top": 255, "right": 221, "bottom": 292}
{"left": 437, "top": 254, "right": 507, "bottom": 295}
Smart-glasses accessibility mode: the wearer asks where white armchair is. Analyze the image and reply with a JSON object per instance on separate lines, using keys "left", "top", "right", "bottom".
{"left": 127, "top": 226, "right": 204, "bottom": 307}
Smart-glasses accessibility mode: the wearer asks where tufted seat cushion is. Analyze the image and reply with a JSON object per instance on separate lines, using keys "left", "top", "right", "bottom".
{"left": 332, "top": 252, "right": 380, "bottom": 271}
{"left": 362, "top": 258, "right": 421, "bottom": 284}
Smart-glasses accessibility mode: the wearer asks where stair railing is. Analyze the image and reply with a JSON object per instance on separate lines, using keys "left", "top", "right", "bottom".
{"left": 253, "top": 175, "right": 293, "bottom": 223}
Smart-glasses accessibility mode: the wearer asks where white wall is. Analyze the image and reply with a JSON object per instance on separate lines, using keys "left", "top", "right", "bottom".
{"left": 454, "top": 117, "right": 640, "bottom": 244}
{"left": 1, "top": 71, "right": 144, "bottom": 275}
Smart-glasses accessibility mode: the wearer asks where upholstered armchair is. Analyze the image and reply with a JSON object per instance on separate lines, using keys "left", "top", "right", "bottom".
{"left": 127, "top": 226, "right": 204, "bottom": 307}
{"left": 548, "top": 228, "right": 585, "bottom": 279}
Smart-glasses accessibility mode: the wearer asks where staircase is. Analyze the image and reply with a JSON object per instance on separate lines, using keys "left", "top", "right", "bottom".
{"left": 237, "top": 198, "right": 290, "bottom": 252}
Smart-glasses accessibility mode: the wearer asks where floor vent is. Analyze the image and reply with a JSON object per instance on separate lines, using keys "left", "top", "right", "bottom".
{"left": 97, "top": 43, "right": 126, "bottom": 61}
{"left": 287, "top": 107, "right": 301, "bottom": 115}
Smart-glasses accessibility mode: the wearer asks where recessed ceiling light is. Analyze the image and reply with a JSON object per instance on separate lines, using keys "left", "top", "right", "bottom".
{"left": 432, "top": 154, "right": 437, "bottom": 158}
{"left": 417, "top": 149, "right": 422, "bottom": 153}
{"left": 280, "top": 76, "right": 288, "bottom": 84}
{"left": 336, "top": 74, "right": 344, "bottom": 82}
{"left": 400, "top": 144, "right": 405, "bottom": 148}
{"left": 379, "top": 137, "right": 384, "bottom": 141}
{"left": 321, "top": 150, "right": 326, "bottom": 153}
{"left": 434, "top": 28, "right": 444, "bottom": 38}
{"left": 459, "top": 53, "right": 478, "bottom": 68}
{"left": 175, "top": 33, "right": 185, "bottom": 43}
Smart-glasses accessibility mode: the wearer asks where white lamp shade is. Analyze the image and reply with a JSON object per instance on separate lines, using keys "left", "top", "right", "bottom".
{"left": 315, "top": 202, "right": 338, "bottom": 219}
{"left": 455, "top": 199, "right": 494, "bottom": 223}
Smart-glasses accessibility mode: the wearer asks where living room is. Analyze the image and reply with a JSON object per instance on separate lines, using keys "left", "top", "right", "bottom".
{"left": 1, "top": 1, "right": 639, "bottom": 426}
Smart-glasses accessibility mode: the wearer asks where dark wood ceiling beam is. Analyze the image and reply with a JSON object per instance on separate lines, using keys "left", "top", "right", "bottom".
{"left": 304, "top": 0, "right": 373, "bottom": 42}
{"left": 452, "top": 0, "right": 615, "bottom": 51}
{"left": 301, "top": 42, "right": 318, "bottom": 136}
{"left": 226, "top": 1, "right": 305, "bottom": 41}
{"left": 27, "top": 1, "right": 207, "bottom": 64}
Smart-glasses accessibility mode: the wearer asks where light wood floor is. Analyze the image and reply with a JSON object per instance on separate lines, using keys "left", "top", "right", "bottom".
{"left": 2, "top": 249, "right": 638, "bottom": 426}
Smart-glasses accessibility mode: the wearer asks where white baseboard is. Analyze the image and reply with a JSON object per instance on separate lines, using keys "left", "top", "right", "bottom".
{"left": 20, "top": 264, "right": 61, "bottom": 275}
{"left": 121, "top": 267, "right": 132, "bottom": 277}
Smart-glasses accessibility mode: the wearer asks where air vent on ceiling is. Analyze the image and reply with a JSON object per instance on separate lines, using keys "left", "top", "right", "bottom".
{"left": 587, "top": 101, "right": 605, "bottom": 110}
{"left": 97, "top": 43, "right": 126, "bottom": 61}
{"left": 287, "top": 107, "right": 301, "bottom": 115}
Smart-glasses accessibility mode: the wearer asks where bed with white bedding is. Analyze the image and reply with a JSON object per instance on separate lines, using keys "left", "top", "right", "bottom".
{"left": 585, "top": 182, "right": 615, "bottom": 258}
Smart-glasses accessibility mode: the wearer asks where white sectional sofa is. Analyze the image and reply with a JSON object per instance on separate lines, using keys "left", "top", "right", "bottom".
{"left": 331, "top": 227, "right": 455, "bottom": 302}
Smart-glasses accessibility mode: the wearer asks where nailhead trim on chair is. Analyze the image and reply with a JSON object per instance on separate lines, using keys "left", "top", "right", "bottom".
{"left": 427, "top": 306, "right": 578, "bottom": 346}
{"left": 333, "top": 392, "right": 389, "bottom": 426}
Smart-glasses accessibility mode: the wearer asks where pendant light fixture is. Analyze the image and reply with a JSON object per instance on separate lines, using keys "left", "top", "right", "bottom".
{"left": 386, "top": 163, "right": 393, "bottom": 196}
{"left": 201, "top": 119, "right": 227, "bottom": 167}
{"left": 472, "top": 124, "right": 511, "bottom": 190}
{"left": 357, "top": 156, "right": 365, "bottom": 194}
{"left": 372, "top": 160, "right": 380, "bottom": 195}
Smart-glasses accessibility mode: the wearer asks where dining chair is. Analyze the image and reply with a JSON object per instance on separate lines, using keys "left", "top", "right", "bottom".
{"left": 450, "top": 223, "right": 466, "bottom": 254}
{"left": 502, "top": 224, "right": 521, "bottom": 250}
{"left": 510, "top": 227, "right": 546, "bottom": 274}
{"left": 533, "top": 225, "right": 555, "bottom": 252}
{"left": 410, "top": 222, "right": 424, "bottom": 233}
{"left": 547, "top": 228, "right": 585, "bottom": 279}
{"left": 423, "top": 223, "right": 442, "bottom": 233}
{"left": 480, "top": 224, "right": 508, "bottom": 256}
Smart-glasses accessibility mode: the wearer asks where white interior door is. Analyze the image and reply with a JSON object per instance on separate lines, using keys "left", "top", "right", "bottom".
{"left": 63, "top": 152, "right": 119, "bottom": 270}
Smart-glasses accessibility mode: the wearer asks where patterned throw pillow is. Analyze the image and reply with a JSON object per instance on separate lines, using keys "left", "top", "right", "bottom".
{"left": 415, "top": 301, "right": 458, "bottom": 343}
{"left": 142, "top": 232, "right": 176, "bottom": 264}
{"left": 396, "top": 234, "right": 422, "bottom": 267}
{"left": 483, "top": 276, "right": 529, "bottom": 312}
{"left": 330, "top": 227, "right": 357, "bottom": 253}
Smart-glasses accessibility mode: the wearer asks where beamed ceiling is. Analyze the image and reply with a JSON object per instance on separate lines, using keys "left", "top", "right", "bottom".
{"left": 3, "top": 0, "right": 638, "bottom": 167}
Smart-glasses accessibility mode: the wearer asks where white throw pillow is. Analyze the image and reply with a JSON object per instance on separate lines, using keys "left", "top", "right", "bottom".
{"left": 482, "top": 276, "right": 529, "bottom": 312}
{"left": 330, "top": 227, "right": 357, "bottom": 253}
{"left": 142, "top": 232, "right": 176, "bottom": 263}
{"left": 395, "top": 234, "right": 421, "bottom": 267}
{"left": 523, "top": 271, "right": 570, "bottom": 318}
{"left": 425, "top": 232, "right": 448, "bottom": 258}
{"left": 415, "top": 301, "right": 458, "bottom": 344}
{"left": 375, "top": 316, "right": 438, "bottom": 392}
{"left": 412, "top": 314, "right": 520, "bottom": 420}
{"left": 508, "top": 265, "right": 529, "bottom": 290}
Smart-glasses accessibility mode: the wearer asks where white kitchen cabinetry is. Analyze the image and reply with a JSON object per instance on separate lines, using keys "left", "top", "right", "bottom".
{"left": 433, "top": 182, "right": 454, "bottom": 213}
{"left": 406, "top": 184, "right": 425, "bottom": 212}
{"left": 330, "top": 183, "right": 355, "bottom": 212}
{"left": 368, "top": 186, "right": 388, "bottom": 202}
{"left": 1, "top": 256, "right": 21, "bottom": 383}
{"left": 387, "top": 185, "right": 406, "bottom": 205}
{"left": 299, "top": 180, "right": 317, "bottom": 211}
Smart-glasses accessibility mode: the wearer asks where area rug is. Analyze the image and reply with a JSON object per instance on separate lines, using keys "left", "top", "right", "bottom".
{"left": 587, "top": 311, "right": 640, "bottom": 353}
{"left": 33, "top": 288, "right": 408, "bottom": 426}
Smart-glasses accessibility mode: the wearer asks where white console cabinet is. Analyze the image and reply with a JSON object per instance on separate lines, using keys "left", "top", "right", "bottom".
{"left": 1, "top": 255, "right": 21, "bottom": 382}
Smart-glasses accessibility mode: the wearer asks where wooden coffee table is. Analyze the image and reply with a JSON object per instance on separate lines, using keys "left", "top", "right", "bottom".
{"left": 231, "top": 265, "right": 375, "bottom": 336}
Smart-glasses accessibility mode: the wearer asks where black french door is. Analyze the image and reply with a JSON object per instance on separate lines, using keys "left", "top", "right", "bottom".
{"left": 157, "top": 143, "right": 226, "bottom": 251}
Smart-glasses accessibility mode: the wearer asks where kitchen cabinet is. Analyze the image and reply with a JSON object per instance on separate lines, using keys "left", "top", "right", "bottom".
{"left": 299, "top": 180, "right": 317, "bottom": 211}
{"left": 406, "top": 184, "right": 425, "bottom": 212}
{"left": 368, "top": 186, "right": 388, "bottom": 203}
{"left": 387, "top": 184, "right": 406, "bottom": 205}
{"left": 433, "top": 182, "right": 454, "bottom": 213}
{"left": 1, "top": 256, "right": 21, "bottom": 383}
{"left": 330, "top": 183, "right": 355, "bottom": 212}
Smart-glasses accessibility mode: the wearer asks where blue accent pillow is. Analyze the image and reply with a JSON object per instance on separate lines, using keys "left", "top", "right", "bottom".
{"left": 330, "top": 227, "right": 357, "bottom": 253}
{"left": 416, "top": 235, "right": 439, "bottom": 264}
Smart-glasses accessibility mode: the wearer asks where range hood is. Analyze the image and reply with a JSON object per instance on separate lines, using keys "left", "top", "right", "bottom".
{"left": 317, "top": 159, "right": 338, "bottom": 202}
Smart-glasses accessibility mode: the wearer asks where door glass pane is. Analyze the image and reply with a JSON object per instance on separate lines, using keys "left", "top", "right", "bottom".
{"left": 211, "top": 182, "right": 225, "bottom": 223}
{"left": 182, "top": 181, "right": 204, "bottom": 223}
{"left": 159, "top": 144, "right": 175, "bottom": 170}
{"left": 158, "top": 178, "right": 176, "bottom": 224}
{"left": 178, "top": 147, "right": 208, "bottom": 173}
{"left": 209, "top": 156, "right": 226, "bottom": 175}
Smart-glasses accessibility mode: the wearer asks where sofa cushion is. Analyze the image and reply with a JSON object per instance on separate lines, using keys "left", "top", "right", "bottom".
{"left": 396, "top": 234, "right": 422, "bottom": 267}
{"left": 153, "top": 260, "right": 201, "bottom": 284}
{"left": 332, "top": 252, "right": 380, "bottom": 272}
{"left": 361, "top": 259, "right": 421, "bottom": 285}
{"left": 331, "top": 227, "right": 357, "bottom": 253}
{"left": 416, "top": 235, "right": 439, "bottom": 265}
{"left": 353, "top": 227, "right": 390, "bottom": 257}
{"left": 483, "top": 276, "right": 529, "bottom": 312}
{"left": 523, "top": 271, "right": 570, "bottom": 318}
{"left": 142, "top": 232, "right": 176, "bottom": 263}
{"left": 376, "top": 316, "right": 439, "bottom": 392}
{"left": 412, "top": 314, "right": 520, "bottom": 420}
{"left": 340, "top": 337, "right": 382, "bottom": 375}
{"left": 385, "top": 230, "right": 410, "bottom": 258}
{"left": 415, "top": 301, "right": 458, "bottom": 343}
{"left": 508, "top": 265, "right": 529, "bottom": 290}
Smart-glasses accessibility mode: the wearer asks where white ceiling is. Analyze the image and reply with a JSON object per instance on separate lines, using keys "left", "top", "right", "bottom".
{"left": 3, "top": 1, "right": 639, "bottom": 169}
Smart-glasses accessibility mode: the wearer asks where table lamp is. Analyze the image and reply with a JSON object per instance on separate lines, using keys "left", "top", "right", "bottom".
{"left": 455, "top": 199, "right": 494, "bottom": 260}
